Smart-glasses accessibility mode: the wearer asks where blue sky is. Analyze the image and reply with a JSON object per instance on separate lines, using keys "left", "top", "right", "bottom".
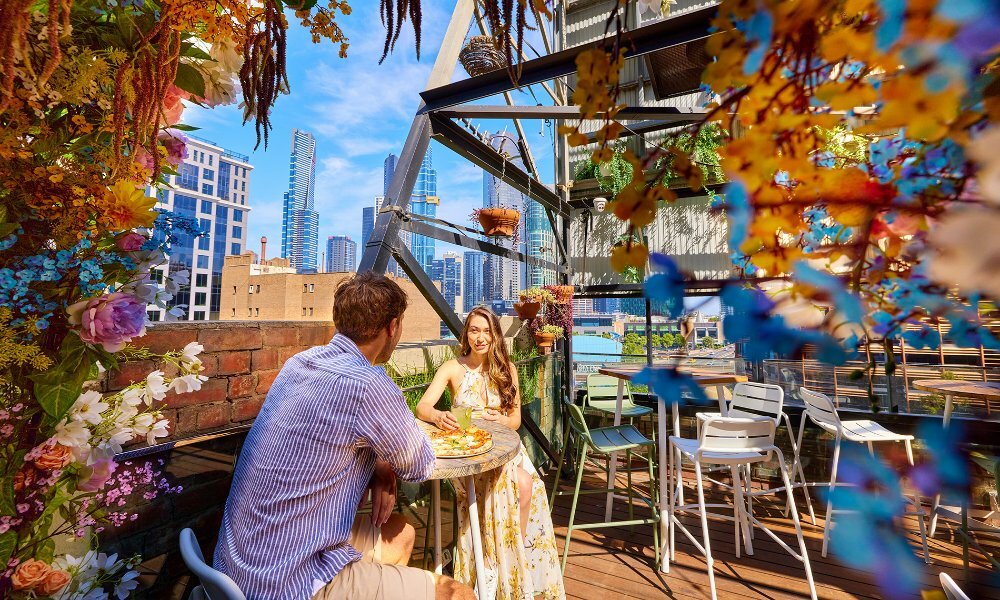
{"left": 183, "top": 1, "right": 555, "bottom": 264}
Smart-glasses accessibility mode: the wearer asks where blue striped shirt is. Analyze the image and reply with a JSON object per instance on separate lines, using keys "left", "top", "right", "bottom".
{"left": 213, "top": 334, "right": 435, "bottom": 599}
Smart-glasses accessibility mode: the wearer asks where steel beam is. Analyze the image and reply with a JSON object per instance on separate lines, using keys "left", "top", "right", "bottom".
{"left": 429, "top": 113, "right": 571, "bottom": 216}
{"left": 434, "top": 105, "right": 712, "bottom": 121}
{"left": 401, "top": 219, "right": 572, "bottom": 275}
{"left": 392, "top": 243, "right": 464, "bottom": 336}
{"left": 419, "top": 6, "right": 715, "bottom": 112}
{"left": 583, "top": 116, "right": 708, "bottom": 143}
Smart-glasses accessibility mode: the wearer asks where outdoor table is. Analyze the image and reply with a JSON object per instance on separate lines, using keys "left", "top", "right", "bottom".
{"left": 913, "top": 380, "right": 1000, "bottom": 539}
{"left": 596, "top": 364, "right": 747, "bottom": 571}
{"left": 423, "top": 418, "right": 521, "bottom": 599}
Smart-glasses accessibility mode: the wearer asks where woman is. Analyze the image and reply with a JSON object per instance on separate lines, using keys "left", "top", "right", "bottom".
{"left": 416, "top": 307, "right": 565, "bottom": 600}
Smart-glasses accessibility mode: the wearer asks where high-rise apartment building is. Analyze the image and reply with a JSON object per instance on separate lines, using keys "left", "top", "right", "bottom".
{"left": 148, "top": 135, "right": 252, "bottom": 321}
{"left": 410, "top": 150, "right": 438, "bottom": 274}
{"left": 383, "top": 153, "right": 397, "bottom": 195}
{"left": 482, "top": 134, "right": 526, "bottom": 308}
{"left": 281, "top": 129, "right": 319, "bottom": 273}
{"left": 524, "top": 195, "right": 556, "bottom": 288}
{"left": 462, "top": 251, "right": 486, "bottom": 313}
{"left": 431, "top": 251, "right": 462, "bottom": 313}
{"left": 326, "top": 235, "right": 357, "bottom": 272}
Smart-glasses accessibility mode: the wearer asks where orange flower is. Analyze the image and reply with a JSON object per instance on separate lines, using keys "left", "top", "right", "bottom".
{"left": 102, "top": 180, "right": 157, "bottom": 230}
{"left": 37, "top": 569, "right": 72, "bottom": 596}
{"left": 11, "top": 559, "right": 51, "bottom": 591}
{"left": 610, "top": 243, "right": 649, "bottom": 272}
{"left": 34, "top": 443, "right": 73, "bottom": 471}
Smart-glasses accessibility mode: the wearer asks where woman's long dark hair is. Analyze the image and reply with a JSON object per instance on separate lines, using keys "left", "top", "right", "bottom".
{"left": 459, "top": 306, "right": 516, "bottom": 413}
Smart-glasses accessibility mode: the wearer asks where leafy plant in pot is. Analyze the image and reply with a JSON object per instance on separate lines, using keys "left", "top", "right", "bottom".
{"left": 472, "top": 206, "right": 521, "bottom": 239}
{"left": 534, "top": 325, "right": 564, "bottom": 354}
{"left": 515, "top": 287, "right": 555, "bottom": 320}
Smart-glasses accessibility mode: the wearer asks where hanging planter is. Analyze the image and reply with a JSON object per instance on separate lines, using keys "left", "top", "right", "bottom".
{"left": 534, "top": 331, "right": 555, "bottom": 354}
{"left": 514, "top": 301, "right": 541, "bottom": 320}
{"left": 459, "top": 35, "right": 506, "bottom": 77}
{"left": 476, "top": 207, "right": 521, "bottom": 237}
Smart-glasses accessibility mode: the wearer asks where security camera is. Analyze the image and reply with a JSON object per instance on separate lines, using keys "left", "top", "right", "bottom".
{"left": 593, "top": 197, "right": 607, "bottom": 212}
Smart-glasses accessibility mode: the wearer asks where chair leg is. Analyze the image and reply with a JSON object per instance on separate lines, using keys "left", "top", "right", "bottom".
{"left": 905, "top": 439, "right": 931, "bottom": 564}
{"left": 647, "top": 445, "right": 660, "bottom": 569}
{"left": 822, "top": 437, "right": 842, "bottom": 558}
{"left": 550, "top": 427, "right": 571, "bottom": 509}
{"left": 667, "top": 441, "right": 676, "bottom": 566}
{"left": 626, "top": 449, "right": 635, "bottom": 528}
{"left": 731, "top": 465, "right": 753, "bottom": 556}
{"left": 776, "top": 450, "right": 818, "bottom": 600}
{"left": 561, "top": 445, "right": 588, "bottom": 573}
{"left": 694, "top": 461, "right": 718, "bottom": 600}
{"left": 744, "top": 464, "right": 755, "bottom": 540}
{"left": 795, "top": 412, "right": 818, "bottom": 525}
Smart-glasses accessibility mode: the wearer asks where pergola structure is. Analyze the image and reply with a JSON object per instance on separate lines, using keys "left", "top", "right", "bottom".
{"left": 358, "top": 0, "right": 724, "bottom": 461}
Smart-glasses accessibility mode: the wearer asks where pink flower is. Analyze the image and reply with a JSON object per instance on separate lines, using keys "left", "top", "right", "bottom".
{"left": 77, "top": 456, "right": 117, "bottom": 492}
{"left": 162, "top": 85, "right": 190, "bottom": 125}
{"left": 159, "top": 131, "right": 189, "bottom": 167}
{"left": 133, "top": 145, "right": 155, "bottom": 173}
{"left": 117, "top": 232, "right": 147, "bottom": 252}
{"left": 66, "top": 292, "right": 147, "bottom": 352}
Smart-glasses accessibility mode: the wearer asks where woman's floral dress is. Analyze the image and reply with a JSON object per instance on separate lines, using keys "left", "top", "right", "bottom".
{"left": 450, "top": 365, "right": 566, "bottom": 600}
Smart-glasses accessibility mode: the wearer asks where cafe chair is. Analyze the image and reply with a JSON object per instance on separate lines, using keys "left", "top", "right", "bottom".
{"left": 940, "top": 572, "right": 972, "bottom": 600}
{"left": 179, "top": 528, "right": 246, "bottom": 600}
{"left": 550, "top": 400, "right": 659, "bottom": 572}
{"left": 583, "top": 373, "right": 654, "bottom": 422}
{"left": 666, "top": 416, "right": 817, "bottom": 600}
{"left": 792, "top": 387, "right": 930, "bottom": 562}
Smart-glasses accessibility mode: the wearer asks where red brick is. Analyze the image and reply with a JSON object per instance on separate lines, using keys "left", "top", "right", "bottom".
{"left": 262, "top": 326, "right": 299, "bottom": 347}
{"left": 215, "top": 351, "right": 250, "bottom": 376}
{"left": 299, "top": 325, "right": 335, "bottom": 347}
{"left": 256, "top": 369, "right": 280, "bottom": 395}
{"left": 198, "top": 327, "right": 262, "bottom": 351}
{"left": 193, "top": 353, "right": 219, "bottom": 376}
{"left": 174, "top": 407, "right": 199, "bottom": 435}
{"left": 278, "top": 345, "right": 307, "bottom": 365}
{"left": 108, "top": 360, "right": 156, "bottom": 391}
{"left": 138, "top": 327, "right": 199, "bottom": 354}
{"left": 196, "top": 403, "right": 230, "bottom": 430}
{"left": 251, "top": 348, "right": 279, "bottom": 371}
{"left": 228, "top": 374, "right": 255, "bottom": 398}
{"left": 233, "top": 396, "right": 265, "bottom": 422}
{"left": 165, "top": 377, "right": 227, "bottom": 408}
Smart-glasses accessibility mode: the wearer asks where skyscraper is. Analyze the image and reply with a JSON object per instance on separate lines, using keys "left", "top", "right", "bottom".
{"left": 326, "top": 235, "right": 357, "bottom": 272}
{"left": 410, "top": 150, "right": 438, "bottom": 274}
{"left": 281, "top": 129, "right": 319, "bottom": 273}
{"left": 524, "top": 195, "right": 557, "bottom": 288}
{"left": 431, "top": 251, "right": 462, "bottom": 312}
{"left": 362, "top": 204, "right": 376, "bottom": 246}
{"left": 462, "top": 251, "right": 486, "bottom": 313}
{"left": 482, "top": 133, "right": 526, "bottom": 308}
{"left": 383, "top": 153, "right": 397, "bottom": 195}
{"left": 147, "top": 136, "right": 252, "bottom": 321}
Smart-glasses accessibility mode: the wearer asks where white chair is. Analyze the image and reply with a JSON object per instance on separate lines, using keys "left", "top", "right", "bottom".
{"left": 666, "top": 416, "right": 817, "bottom": 600}
{"left": 792, "top": 388, "right": 930, "bottom": 562}
{"left": 179, "top": 529, "right": 246, "bottom": 600}
{"left": 940, "top": 572, "right": 972, "bottom": 600}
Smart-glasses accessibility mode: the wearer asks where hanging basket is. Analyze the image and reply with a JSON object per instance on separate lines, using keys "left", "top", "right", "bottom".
{"left": 514, "top": 301, "right": 541, "bottom": 320}
{"left": 534, "top": 331, "right": 555, "bottom": 354}
{"left": 477, "top": 207, "right": 520, "bottom": 237}
{"left": 459, "top": 35, "right": 505, "bottom": 77}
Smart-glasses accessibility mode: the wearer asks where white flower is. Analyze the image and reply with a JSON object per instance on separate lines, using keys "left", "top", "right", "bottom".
{"left": 70, "top": 390, "right": 109, "bottom": 425}
{"left": 114, "top": 569, "right": 140, "bottom": 600}
{"left": 55, "top": 550, "right": 101, "bottom": 580}
{"left": 928, "top": 207, "right": 1000, "bottom": 298}
{"left": 54, "top": 419, "right": 91, "bottom": 449}
{"left": 144, "top": 370, "right": 168, "bottom": 403}
{"left": 132, "top": 413, "right": 154, "bottom": 437}
{"left": 169, "top": 374, "right": 207, "bottom": 394}
{"left": 164, "top": 270, "right": 189, "bottom": 294}
{"left": 146, "top": 419, "right": 170, "bottom": 445}
{"left": 107, "top": 427, "right": 134, "bottom": 453}
{"left": 180, "top": 341, "right": 205, "bottom": 368}
{"left": 121, "top": 388, "right": 143, "bottom": 408}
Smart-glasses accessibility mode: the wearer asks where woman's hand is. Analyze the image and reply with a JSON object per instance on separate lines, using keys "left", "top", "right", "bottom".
{"left": 482, "top": 408, "right": 508, "bottom": 427}
{"left": 433, "top": 409, "right": 460, "bottom": 431}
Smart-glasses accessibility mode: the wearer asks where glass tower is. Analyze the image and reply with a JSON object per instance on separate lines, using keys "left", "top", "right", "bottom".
{"left": 326, "top": 235, "right": 357, "bottom": 272}
{"left": 462, "top": 251, "right": 486, "bottom": 313}
{"left": 482, "top": 133, "right": 526, "bottom": 309}
{"left": 281, "top": 129, "right": 319, "bottom": 273}
{"left": 410, "top": 150, "right": 438, "bottom": 274}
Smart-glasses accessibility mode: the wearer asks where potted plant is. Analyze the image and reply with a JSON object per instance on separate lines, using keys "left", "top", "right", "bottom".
{"left": 534, "top": 324, "right": 564, "bottom": 354}
{"left": 472, "top": 206, "right": 521, "bottom": 238}
{"left": 515, "top": 287, "right": 555, "bottom": 320}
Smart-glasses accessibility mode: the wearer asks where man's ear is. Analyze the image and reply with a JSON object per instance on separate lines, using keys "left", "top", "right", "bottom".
{"left": 387, "top": 317, "right": 399, "bottom": 338}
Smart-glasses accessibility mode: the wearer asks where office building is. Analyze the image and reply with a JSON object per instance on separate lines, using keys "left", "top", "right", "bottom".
{"left": 410, "top": 150, "right": 438, "bottom": 274}
{"left": 463, "top": 251, "right": 486, "bottom": 312}
{"left": 383, "top": 153, "right": 397, "bottom": 195}
{"left": 431, "top": 252, "right": 462, "bottom": 312}
{"left": 482, "top": 133, "right": 525, "bottom": 306}
{"left": 593, "top": 297, "right": 621, "bottom": 314}
{"left": 147, "top": 135, "right": 252, "bottom": 321}
{"left": 281, "top": 129, "right": 319, "bottom": 273}
{"left": 523, "top": 195, "right": 556, "bottom": 288}
{"left": 325, "top": 235, "right": 357, "bottom": 272}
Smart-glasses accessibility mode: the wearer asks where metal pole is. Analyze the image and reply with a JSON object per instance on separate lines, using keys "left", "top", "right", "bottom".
{"left": 645, "top": 299, "right": 653, "bottom": 366}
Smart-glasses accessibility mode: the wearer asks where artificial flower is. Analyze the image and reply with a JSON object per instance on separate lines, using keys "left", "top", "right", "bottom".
{"left": 169, "top": 373, "right": 207, "bottom": 394}
{"left": 180, "top": 341, "right": 205, "bottom": 366}
{"left": 37, "top": 569, "right": 72, "bottom": 595}
{"left": 67, "top": 292, "right": 147, "bottom": 353}
{"left": 116, "top": 232, "right": 147, "bottom": 252}
{"left": 33, "top": 442, "right": 74, "bottom": 470}
{"left": 70, "top": 390, "right": 110, "bottom": 425}
{"left": 11, "top": 559, "right": 51, "bottom": 591}
{"left": 144, "top": 371, "right": 169, "bottom": 403}
{"left": 54, "top": 419, "right": 91, "bottom": 449}
{"left": 102, "top": 180, "right": 158, "bottom": 230}
{"left": 78, "top": 447, "right": 117, "bottom": 492}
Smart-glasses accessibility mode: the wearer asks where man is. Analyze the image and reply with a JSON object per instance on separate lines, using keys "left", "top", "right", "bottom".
{"left": 214, "top": 272, "right": 474, "bottom": 600}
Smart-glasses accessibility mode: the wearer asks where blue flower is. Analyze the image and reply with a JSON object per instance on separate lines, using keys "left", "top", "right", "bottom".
{"left": 723, "top": 180, "right": 750, "bottom": 249}
{"left": 901, "top": 325, "right": 941, "bottom": 350}
{"left": 793, "top": 263, "right": 863, "bottom": 323}
{"left": 632, "top": 366, "right": 710, "bottom": 405}
{"left": 644, "top": 253, "right": 685, "bottom": 318}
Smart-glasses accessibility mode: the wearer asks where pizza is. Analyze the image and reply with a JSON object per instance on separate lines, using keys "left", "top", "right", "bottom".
{"left": 428, "top": 425, "right": 493, "bottom": 458}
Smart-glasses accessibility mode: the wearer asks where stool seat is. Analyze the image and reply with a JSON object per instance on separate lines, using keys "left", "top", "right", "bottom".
{"left": 589, "top": 424, "right": 654, "bottom": 453}
{"left": 670, "top": 436, "right": 771, "bottom": 465}
{"left": 588, "top": 399, "right": 654, "bottom": 418}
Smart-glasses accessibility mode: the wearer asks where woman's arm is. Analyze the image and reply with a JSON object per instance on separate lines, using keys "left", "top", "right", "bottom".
{"left": 415, "top": 362, "right": 460, "bottom": 430}
{"left": 485, "top": 362, "right": 521, "bottom": 430}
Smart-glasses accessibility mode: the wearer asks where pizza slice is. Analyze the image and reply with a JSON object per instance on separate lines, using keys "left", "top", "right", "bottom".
{"left": 428, "top": 425, "right": 493, "bottom": 458}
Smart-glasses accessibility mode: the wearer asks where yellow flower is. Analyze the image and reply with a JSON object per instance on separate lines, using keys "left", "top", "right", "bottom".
{"left": 610, "top": 243, "right": 649, "bottom": 272}
{"left": 102, "top": 180, "right": 157, "bottom": 230}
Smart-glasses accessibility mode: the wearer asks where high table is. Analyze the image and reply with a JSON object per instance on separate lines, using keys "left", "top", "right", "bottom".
{"left": 912, "top": 379, "right": 1000, "bottom": 539}
{"left": 596, "top": 365, "right": 747, "bottom": 571}
{"left": 424, "top": 418, "right": 521, "bottom": 599}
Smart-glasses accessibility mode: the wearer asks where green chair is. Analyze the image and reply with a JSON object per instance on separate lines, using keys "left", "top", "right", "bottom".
{"left": 583, "top": 373, "right": 653, "bottom": 421}
{"left": 550, "top": 400, "right": 659, "bottom": 572}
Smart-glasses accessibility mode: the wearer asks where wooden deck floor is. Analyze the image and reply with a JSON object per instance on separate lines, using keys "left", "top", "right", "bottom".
{"left": 410, "top": 463, "right": 1000, "bottom": 599}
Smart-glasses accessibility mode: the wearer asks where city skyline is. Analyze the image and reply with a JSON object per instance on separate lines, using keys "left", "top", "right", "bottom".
{"left": 325, "top": 235, "right": 357, "bottom": 273}
{"left": 281, "top": 129, "right": 319, "bottom": 273}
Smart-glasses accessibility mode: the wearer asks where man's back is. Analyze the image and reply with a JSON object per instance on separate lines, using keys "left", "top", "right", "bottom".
{"left": 213, "top": 334, "right": 434, "bottom": 599}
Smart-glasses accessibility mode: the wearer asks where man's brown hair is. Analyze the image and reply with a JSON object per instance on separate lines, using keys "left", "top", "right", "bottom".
{"left": 333, "top": 272, "right": 408, "bottom": 343}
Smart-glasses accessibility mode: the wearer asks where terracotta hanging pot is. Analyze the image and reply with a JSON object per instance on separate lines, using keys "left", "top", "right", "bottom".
{"left": 477, "top": 208, "right": 520, "bottom": 237}
{"left": 514, "top": 301, "right": 541, "bottom": 320}
{"left": 534, "top": 331, "right": 555, "bottom": 354}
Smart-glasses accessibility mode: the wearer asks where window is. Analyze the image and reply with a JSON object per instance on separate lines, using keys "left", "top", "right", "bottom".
{"left": 255, "top": 285, "right": 260, "bottom": 293}
{"left": 303, "top": 284, "right": 308, "bottom": 293}
{"left": 248, "top": 308, "right": 252, "bottom": 317}
{"left": 232, "top": 192, "right": 237, "bottom": 202}
{"left": 232, "top": 308, "right": 236, "bottom": 317}
{"left": 203, "top": 169, "right": 214, "bottom": 180}
{"left": 255, "top": 307, "right": 259, "bottom": 316}
{"left": 194, "top": 310, "right": 206, "bottom": 320}
{"left": 201, "top": 183, "right": 213, "bottom": 195}
{"left": 147, "top": 311, "right": 161, "bottom": 322}
{"left": 248, "top": 285, "right": 254, "bottom": 294}
{"left": 177, "top": 164, "right": 199, "bottom": 190}
{"left": 196, "top": 255, "right": 209, "bottom": 269}
{"left": 198, "top": 234, "right": 210, "bottom": 251}
{"left": 208, "top": 155, "right": 213, "bottom": 166}
{"left": 309, "top": 283, "right": 314, "bottom": 292}
{"left": 233, "top": 210, "right": 243, "bottom": 222}
{"left": 241, "top": 181, "right": 246, "bottom": 191}
{"left": 241, "top": 194, "right": 245, "bottom": 204}
{"left": 309, "top": 308, "right": 314, "bottom": 316}
{"left": 217, "top": 206, "right": 228, "bottom": 220}
{"left": 232, "top": 226, "right": 242, "bottom": 239}
{"left": 232, "top": 286, "right": 237, "bottom": 295}
{"left": 198, "top": 152, "right": 204, "bottom": 163}
{"left": 230, "top": 243, "right": 240, "bottom": 255}
{"left": 302, "top": 308, "right": 307, "bottom": 316}
{"left": 151, "top": 269, "right": 164, "bottom": 284}
{"left": 195, "top": 273, "right": 208, "bottom": 287}
{"left": 194, "top": 292, "right": 207, "bottom": 305}
{"left": 234, "top": 179, "right": 239, "bottom": 189}
{"left": 200, "top": 200, "right": 212, "bottom": 214}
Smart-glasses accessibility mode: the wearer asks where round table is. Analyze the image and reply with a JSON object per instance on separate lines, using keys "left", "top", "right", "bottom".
{"left": 423, "top": 418, "right": 521, "bottom": 599}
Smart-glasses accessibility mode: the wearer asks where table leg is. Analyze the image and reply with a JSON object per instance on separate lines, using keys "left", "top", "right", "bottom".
{"left": 657, "top": 398, "right": 674, "bottom": 572}
{"left": 432, "top": 479, "right": 443, "bottom": 575}
{"left": 466, "top": 475, "right": 489, "bottom": 599}
{"left": 929, "top": 393, "right": 955, "bottom": 537}
{"left": 604, "top": 379, "right": 626, "bottom": 521}
{"left": 715, "top": 384, "right": 728, "bottom": 416}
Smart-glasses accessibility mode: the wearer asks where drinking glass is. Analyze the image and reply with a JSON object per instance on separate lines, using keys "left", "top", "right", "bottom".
{"left": 451, "top": 406, "right": 473, "bottom": 429}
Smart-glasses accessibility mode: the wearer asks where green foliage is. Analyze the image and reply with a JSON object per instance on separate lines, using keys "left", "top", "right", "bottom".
{"left": 387, "top": 355, "right": 452, "bottom": 412}
{"left": 622, "top": 332, "right": 645, "bottom": 356}
{"left": 540, "top": 324, "right": 564, "bottom": 337}
{"left": 518, "top": 287, "right": 556, "bottom": 303}
{"left": 699, "top": 335, "right": 717, "bottom": 349}
{"left": 660, "top": 333, "right": 676, "bottom": 348}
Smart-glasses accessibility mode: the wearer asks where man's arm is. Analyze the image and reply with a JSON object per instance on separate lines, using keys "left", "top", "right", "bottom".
{"left": 368, "top": 459, "right": 398, "bottom": 527}
{"left": 356, "top": 374, "right": 435, "bottom": 483}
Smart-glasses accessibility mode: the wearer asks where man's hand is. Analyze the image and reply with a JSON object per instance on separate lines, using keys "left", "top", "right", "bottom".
{"left": 370, "top": 459, "right": 397, "bottom": 527}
